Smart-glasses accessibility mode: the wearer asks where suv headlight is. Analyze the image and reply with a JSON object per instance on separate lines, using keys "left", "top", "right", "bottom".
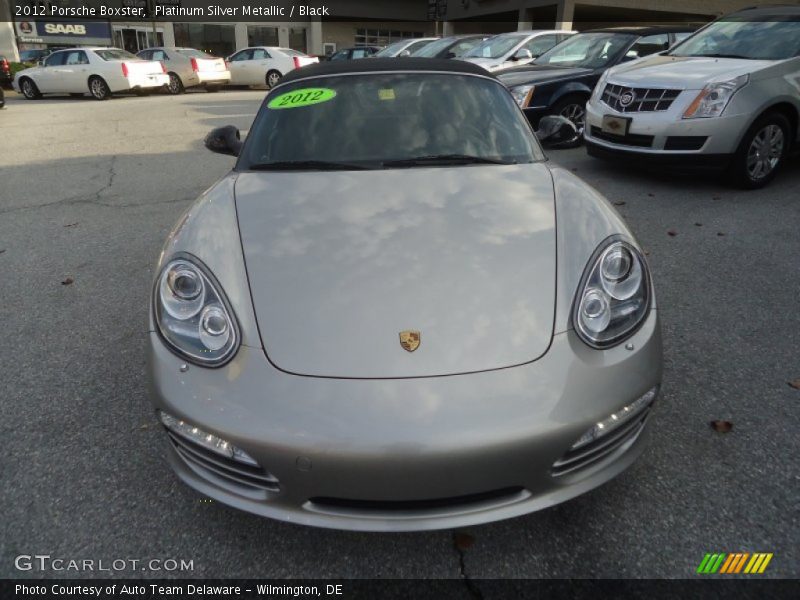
{"left": 573, "top": 237, "right": 651, "bottom": 348}
{"left": 154, "top": 254, "right": 240, "bottom": 366}
{"left": 590, "top": 71, "right": 610, "bottom": 104}
{"left": 510, "top": 84, "right": 535, "bottom": 107}
{"left": 683, "top": 74, "right": 748, "bottom": 119}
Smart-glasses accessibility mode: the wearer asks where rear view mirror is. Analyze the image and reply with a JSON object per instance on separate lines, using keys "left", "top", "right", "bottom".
{"left": 535, "top": 115, "right": 578, "bottom": 148}
{"left": 204, "top": 125, "right": 242, "bottom": 156}
{"left": 513, "top": 48, "right": 533, "bottom": 61}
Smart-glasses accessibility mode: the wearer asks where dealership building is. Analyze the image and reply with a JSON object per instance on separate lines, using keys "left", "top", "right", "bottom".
{"left": 0, "top": 0, "right": 790, "bottom": 62}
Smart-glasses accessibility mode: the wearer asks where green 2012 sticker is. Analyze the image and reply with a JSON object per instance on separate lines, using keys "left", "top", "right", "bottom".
{"left": 268, "top": 87, "right": 337, "bottom": 109}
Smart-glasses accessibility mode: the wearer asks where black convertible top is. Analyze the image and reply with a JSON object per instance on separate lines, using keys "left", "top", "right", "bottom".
{"left": 279, "top": 58, "right": 496, "bottom": 85}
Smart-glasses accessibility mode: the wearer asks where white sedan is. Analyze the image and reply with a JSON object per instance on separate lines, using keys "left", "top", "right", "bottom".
{"left": 225, "top": 47, "right": 318, "bottom": 88}
{"left": 14, "top": 47, "right": 169, "bottom": 100}
{"left": 137, "top": 47, "right": 230, "bottom": 94}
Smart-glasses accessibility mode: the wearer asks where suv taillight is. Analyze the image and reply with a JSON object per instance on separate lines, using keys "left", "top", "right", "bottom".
{"left": 190, "top": 58, "right": 199, "bottom": 72}
{"left": 293, "top": 57, "right": 301, "bottom": 69}
{"left": 160, "top": 61, "right": 167, "bottom": 74}
{"left": 121, "top": 62, "right": 129, "bottom": 77}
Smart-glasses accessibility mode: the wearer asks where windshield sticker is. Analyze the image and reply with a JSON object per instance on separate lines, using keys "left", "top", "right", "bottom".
{"left": 378, "top": 89, "right": 396, "bottom": 101}
{"left": 268, "top": 88, "right": 337, "bottom": 109}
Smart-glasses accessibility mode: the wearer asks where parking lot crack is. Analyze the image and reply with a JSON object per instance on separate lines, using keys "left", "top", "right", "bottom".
{"left": 452, "top": 532, "right": 483, "bottom": 599}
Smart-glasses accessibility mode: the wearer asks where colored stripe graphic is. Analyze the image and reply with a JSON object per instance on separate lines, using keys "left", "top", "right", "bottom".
{"left": 701, "top": 553, "right": 773, "bottom": 574}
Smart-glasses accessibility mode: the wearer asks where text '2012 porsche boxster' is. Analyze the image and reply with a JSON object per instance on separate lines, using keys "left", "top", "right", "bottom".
{"left": 148, "top": 58, "right": 662, "bottom": 531}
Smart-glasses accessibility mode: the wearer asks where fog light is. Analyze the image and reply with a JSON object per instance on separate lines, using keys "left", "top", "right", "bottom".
{"left": 571, "top": 386, "right": 658, "bottom": 450}
{"left": 159, "top": 411, "right": 257, "bottom": 465}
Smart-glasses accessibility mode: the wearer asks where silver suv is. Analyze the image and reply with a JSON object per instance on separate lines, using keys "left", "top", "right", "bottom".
{"left": 584, "top": 6, "right": 800, "bottom": 188}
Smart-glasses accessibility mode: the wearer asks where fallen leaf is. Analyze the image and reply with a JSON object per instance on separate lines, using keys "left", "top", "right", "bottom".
{"left": 61, "top": 277, "right": 74, "bottom": 285}
{"left": 717, "top": 232, "right": 726, "bottom": 237}
{"left": 788, "top": 379, "right": 800, "bottom": 390}
{"left": 613, "top": 200, "right": 626, "bottom": 206}
{"left": 667, "top": 229, "right": 678, "bottom": 237}
{"left": 63, "top": 222, "right": 79, "bottom": 228}
{"left": 694, "top": 222, "right": 703, "bottom": 227}
{"left": 710, "top": 420, "right": 733, "bottom": 433}
{"left": 644, "top": 251, "right": 650, "bottom": 256}
{"left": 139, "top": 424, "right": 150, "bottom": 430}
{"left": 454, "top": 532, "right": 475, "bottom": 551}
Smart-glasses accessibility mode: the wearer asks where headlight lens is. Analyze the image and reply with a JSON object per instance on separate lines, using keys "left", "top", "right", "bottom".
{"left": 573, "top": 238, "right": 651, "bottom": 348}
{"left": 510, "top": 84, "right": 535, "bottom": 107}
{"left": 154, "top": 255, "right": 239, "bottom": 366}
{"left": 683, "top": 74, "right": 748, "bottom": 119}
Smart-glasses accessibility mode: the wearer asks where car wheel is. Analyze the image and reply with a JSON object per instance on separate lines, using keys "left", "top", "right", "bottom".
{"left": 206, "top": 85, "right": 220, "bottom": 93}
{"left": 20, "top": 78, "right": 41, "bottom": 100}
{"left": 550, "top": 95, "right": 588, "bottom": 147}
{"left": 266, "top": 70, "right": 282, "bottom": 89}
{"left": 728, "top": 112, "right": 790, "bottom": 189}
{"left": 167, "top": 73, "right": 184, "bottom": 95}
{"left": 89, "top": 76, "right": 111, "bottom": 101}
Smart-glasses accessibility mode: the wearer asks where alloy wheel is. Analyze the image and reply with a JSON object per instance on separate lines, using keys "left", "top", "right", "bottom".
{"left": 90, "top": 78, "right": 106, "bottom": 99}
{"left": 22, "top": 80, "right": 35, "bottom": 98}
{"left": 746, "top": 124, "right": 784, "bottom": 181}
{"left": 559, "top": 103, "right": 586, "bottom": 137}
{"left": 267, "top": 72, "right": 281, "bottom": 88}
{"left": 169, "top": 74, "right": 181, "bottom": 94}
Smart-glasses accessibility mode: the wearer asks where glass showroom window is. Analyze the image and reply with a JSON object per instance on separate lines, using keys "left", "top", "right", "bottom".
{"left": 289, "top": 28, "right": 307, "bottom": 53}
{"left": 248, "top": 26, "right": 279, "bottom": 48}
{"left": 173, "top": 23, "right": 235, "bottom": 57}
{"left": 354, "top": 28, "right": 424, "bottom": 47}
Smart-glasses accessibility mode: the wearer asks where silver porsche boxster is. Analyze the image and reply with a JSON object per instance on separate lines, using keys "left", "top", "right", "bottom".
{"left": 148, "top": 58, "right": 662, "bottom": 531}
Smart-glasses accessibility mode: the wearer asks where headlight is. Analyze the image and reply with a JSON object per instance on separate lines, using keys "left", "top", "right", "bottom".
{"left": 683, "top": 74, "right": 748, "bottom": 119}
{"left": 573, "top": 237, "right": 651, "bottom": 348}
{"left": 154, "top": 254, "right": 240, "bottom": 366}
{"left": 510, "top": 84, "right": 535, "bottom": 108}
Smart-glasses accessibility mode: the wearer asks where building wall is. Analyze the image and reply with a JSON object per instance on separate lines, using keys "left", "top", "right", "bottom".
{"left": 0, "top": 0, "right": 20, "bottom": 60}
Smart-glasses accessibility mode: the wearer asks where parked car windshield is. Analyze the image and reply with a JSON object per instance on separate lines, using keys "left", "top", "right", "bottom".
{"left": 412, "top": 37, "right": 461, "bottom": 57}
{"left": 95, "top": 49, "right": 139, "bottom": 61}
{"left": 669, "top": 17, "right": 800, "bottom": 60}
{"left": 534, "top": 32, "right": 633, "bottom": 68}
{"left": 465, "top": 34, "right": 527, "bottom": 59}
{"left": 240, "top": 73, "right": 543, "bottom": 170}
{"left": 375, "top": 40, "right": 410, "bottom": 57}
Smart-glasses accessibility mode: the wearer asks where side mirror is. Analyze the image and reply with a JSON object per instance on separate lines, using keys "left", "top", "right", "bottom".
{"left": 622, "top": 50, "right": 639, "bottom": 62}
{"left": 513, "top": 48, "right": 533, "bottom": 61}
{"left": 204, "top": 125, "right": 242, "bottom": 156}
{"left": 535, "top": 115, "right": 578, "bottom": 148}
{"left": 445, "top": 51, "right": 456, "bottom": 59}
{"left": 398, "top": 49, "right": 411, "bottom": 58}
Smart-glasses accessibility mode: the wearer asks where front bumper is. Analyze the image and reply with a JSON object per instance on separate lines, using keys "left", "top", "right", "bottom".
{"left": 584, "top": 94, "right": 750, "bottom": 160}
{"left": 148, "top": 311, "right": 662, "bottom": 531}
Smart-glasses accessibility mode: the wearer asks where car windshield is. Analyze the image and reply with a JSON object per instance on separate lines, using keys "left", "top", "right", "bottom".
{"left": 239, "top": 73, "right": 543, "bottom": 170}
{"left": 175, "top": 48, "right": 213, "bottom": 59}
{"left": 375, "top": 40, "right": 412, "bottom": 57}
{"left": 534, "top": 32, "right": 634, "bottom": 68}
{"left": 95, "top": 49, "right": 139, "bottom": 61}
{"left": 465, "top": 34, "right": 528, "bottom": 59}
{"left": 280, "top": 48, "right": 308, "bottom": 57}
{"left": 669, "top": 16, "right": 800, "bottom": 60}
{"left": 412, "top": 37, "right": 459, "bottom": 57}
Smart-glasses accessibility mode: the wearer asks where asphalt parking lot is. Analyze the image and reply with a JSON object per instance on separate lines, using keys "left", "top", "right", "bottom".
{"left": 1, "top": 88, "right": 798, "bottom": 581}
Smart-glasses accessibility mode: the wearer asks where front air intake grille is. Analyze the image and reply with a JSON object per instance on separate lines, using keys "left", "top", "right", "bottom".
{"left": 601, "top": 84, "right": 681, "bottom": 113}
{"left": 168, "top": 431, "right": 280, "bottom": 492}
{"left": 590, "top": 126, "right": 654, "bottom": 148}
{"left": 309, "top": 487, "right": 527, "bottom": 513}
{"left": 665, "top": 136, "right": 708, "bottom": 151}
{"left": 552, "top": 411, "right": 650, "bottom": 477}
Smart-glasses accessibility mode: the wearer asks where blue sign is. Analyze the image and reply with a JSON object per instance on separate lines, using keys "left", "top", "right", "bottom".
{"left": 16, "top": 20, "right": 113, "bottom": 44}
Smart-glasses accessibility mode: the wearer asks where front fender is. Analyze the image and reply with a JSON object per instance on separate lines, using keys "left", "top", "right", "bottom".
{"left": 550, "top": 81, "right": 594, "bottom": 105}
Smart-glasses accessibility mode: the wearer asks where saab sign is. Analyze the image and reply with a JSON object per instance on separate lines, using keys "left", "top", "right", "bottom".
{"left": 15, "top": 20, "right": 112, "bottom": 45}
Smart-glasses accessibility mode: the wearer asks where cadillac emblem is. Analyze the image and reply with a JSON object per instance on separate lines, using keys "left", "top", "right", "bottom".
{"left": 399, "top": 330, "right": 421, "bottom": 352}
{"left": 619, "top": 90, "right": 636, "bottom": 107}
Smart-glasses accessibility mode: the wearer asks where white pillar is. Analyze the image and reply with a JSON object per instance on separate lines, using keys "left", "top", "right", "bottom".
{"left": 308, "top": 20, "right": 323, "bottom": 56}
{"left": 0, "top": 0, "right": 19, "bottom": 61}
{"left": 442, "top": 21, "right": 453, "bottom": 36}
{"left": 278, "top": 26, "right": 290, "bottom": 48}
{"left": 162, "top": 22, "right": 175, "bottom": 47}
{"left": 556, "top": 0, "right": 575, "bottom": 31}
{"left": 234, "top": 23, "right": 249, "bottom": 51}
{"left": 518, "top": 8, "right": 533, "bottom": 31}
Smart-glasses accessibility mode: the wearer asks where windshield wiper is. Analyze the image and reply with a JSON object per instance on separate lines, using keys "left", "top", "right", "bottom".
{"left": 247, "top": 160, "right": 375, "bottom": 171}
{"left": 382, "top": 154, "right": 517, "bottom": 168}
{"left": 676, "top": 53, "right": 751, "bottom": 59}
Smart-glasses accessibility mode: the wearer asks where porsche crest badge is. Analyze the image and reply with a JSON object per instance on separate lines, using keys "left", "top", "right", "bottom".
{"left": 399, "top": 330, "right": 421, "bottom": 353}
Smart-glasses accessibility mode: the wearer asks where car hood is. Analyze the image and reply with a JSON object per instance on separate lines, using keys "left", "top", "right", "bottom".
{"left": 607, "top": 55, "right": 772, "bottom": 89}
{"left": 461, "top": 56, "right": 504, "bottom": 70}
{"left": 497, "top": 65, "right": 593, "bottom": 87}
{"left": 234, "top": 164, "right": 557, "bottom": 378}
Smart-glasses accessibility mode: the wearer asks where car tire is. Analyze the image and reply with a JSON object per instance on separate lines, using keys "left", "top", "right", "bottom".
{"left": 167, "top": 73, "right": 184, "bottom": 95}
{"left": 727, "top": 112, "right": 791, "bottom": 189}
{"left": 266, "top": 70, "right": 282, "bottom": 89}
{"left": 206, "top": 85, "right": 220, "bottom": 93}
{"left": 19, "top": 77, "right": 41, "bottom": 100}
{"left": 549, "top": 95, "right": 589, "bottom": 148}
{"left": 89, "top": 76, "right": 111, "bottom": 101}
